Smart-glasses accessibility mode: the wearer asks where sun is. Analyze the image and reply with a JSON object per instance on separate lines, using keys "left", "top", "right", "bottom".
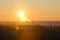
{"left": 18, "top": 11, "right": 31, "bottom": 22}
{"left": 18, "top": 11, "right": 24, "bottom": 17}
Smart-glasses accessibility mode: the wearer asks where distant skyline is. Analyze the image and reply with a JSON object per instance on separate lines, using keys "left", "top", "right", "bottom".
{"left": 0, "top": 0, "right": 60, "bottom": 21}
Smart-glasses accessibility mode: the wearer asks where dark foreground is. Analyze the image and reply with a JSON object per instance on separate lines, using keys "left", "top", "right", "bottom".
{"left": 0, "top": 24, "right": 60, "bottom": 40}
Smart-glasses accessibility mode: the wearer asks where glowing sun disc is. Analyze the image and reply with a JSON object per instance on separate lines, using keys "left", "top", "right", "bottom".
{"left": 18, "top": 11, "right": 31, "bottom": 22}
{"left": 18, "top": 11, "right": 24, "bottom": 17}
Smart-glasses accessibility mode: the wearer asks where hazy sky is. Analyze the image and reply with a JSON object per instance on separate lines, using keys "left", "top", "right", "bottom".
{"left": 0, "top": 0, "right": 60, "bottom": 21}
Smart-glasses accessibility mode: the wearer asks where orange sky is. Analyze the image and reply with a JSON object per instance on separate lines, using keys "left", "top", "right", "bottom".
{"left": 0, "top": 0, "right": 60, "bottom": 21}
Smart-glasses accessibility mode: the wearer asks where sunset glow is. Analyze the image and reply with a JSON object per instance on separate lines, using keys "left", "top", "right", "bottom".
{"left": 18, "top": 11, "right": 31, "bottom": 22}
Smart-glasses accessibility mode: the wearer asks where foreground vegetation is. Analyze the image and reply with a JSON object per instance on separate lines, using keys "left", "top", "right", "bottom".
{"left": 0, "top": 24, "right": 60, "bottom": 40}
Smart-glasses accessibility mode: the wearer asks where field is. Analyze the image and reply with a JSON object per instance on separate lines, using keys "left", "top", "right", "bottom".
{"left": 0, "top": 23, "right": 60, "bottom": 40}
